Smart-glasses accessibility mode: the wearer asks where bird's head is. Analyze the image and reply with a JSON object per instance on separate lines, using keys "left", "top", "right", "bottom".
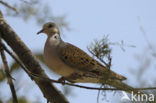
{"left": 37, "top": 22, "right": 60, "bottom": 36}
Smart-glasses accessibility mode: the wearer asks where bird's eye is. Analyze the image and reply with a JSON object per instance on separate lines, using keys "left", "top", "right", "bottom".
{"left": 54, "top": 36, "right": 57, "bottom": 39}
{"left": 48, "top": 24, "right": 53, "bottom": 28}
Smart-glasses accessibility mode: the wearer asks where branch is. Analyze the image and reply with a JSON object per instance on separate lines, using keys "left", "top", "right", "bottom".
{"left": 87, "top": 48, "right": 108, "bottom": 66}
{"left": 3, "top": 42, "right": 156, "bottom": 92}
{"left": 0, "top": 42, "right": 33, "bottom": 78}
{"left": 0, "top": 34, "right": 18, "bottom": 103}
{"left": 0, "top": 1, "right": 18, "bottom": 13}
{"left": 0, "top": 10, "right": 69, "bottom": 103}
{"left": 33, "top": 74, "right": 156, "bottom": 91}
{"left": 87, "top": 48, "right": 110, "bottom": 69}
{"left": 138, "top": 17, "right": 156, "bottom": 56}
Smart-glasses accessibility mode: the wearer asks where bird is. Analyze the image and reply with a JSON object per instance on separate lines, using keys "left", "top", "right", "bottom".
{"left": 37, "top": 22, "right": 142, "bottom": 94}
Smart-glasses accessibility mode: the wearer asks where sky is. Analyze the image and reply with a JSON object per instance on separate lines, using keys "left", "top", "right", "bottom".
{"left": 1, "top": 0, "right": 156, "bottom": 103}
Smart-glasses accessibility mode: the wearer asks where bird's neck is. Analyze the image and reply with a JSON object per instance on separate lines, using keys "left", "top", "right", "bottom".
{"left": 46, "top": 33, "right": 62, "bottom": 46}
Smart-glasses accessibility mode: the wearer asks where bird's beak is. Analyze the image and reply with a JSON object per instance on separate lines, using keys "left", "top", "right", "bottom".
{"left": 37, "top": 29, "right": 44, "bottom": 35}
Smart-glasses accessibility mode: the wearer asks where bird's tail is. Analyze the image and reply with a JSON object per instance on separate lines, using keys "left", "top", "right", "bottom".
{"left": 99, "top": 69, "right": 143, "bottom": 94}
{"left": 109, "top": 70, "right": 127, "bottom": 81}
{"left": 106, "top": 79, "right": 144, "bottom": 95}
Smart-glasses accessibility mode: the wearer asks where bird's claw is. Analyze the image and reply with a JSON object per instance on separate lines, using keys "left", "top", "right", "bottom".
{"left": 58, "top": 77, "right": 66, "bottom": 85}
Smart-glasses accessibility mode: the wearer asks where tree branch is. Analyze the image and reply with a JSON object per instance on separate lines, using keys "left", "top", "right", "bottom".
{"left": 0, "top": 1, "right": 18, "bottom": 13}
{"left": 33, "top": 74, "right": 156, "bottom": 91}
{"left": 87, "top": 46, "right": 109, "bottom": 67}
{"left": 0, "top": 41, "right": 34, "bottom": 78}
{"left": 0, "top": 10, "right": 69, "bottom": 103}
{"left": 0, "top": 34, "right": 18, "bottom": 103}
{"left": 2, "top": 42, "right": 156, "bottom": 93}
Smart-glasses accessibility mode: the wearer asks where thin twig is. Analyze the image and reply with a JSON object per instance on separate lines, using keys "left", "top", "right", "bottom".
{"left": 0, "top": 1, "right": 18, "bottom": 13}
{"left": 138, "top": 17, "right": 156, "bottom": 56}
{"left": 97, "top": 85, "right": 103, "bottom": 103}
{"left": 0, "top": 42, "right": 33, "bottom": 78}
{"left": 87, "top": 48, "right": 108, "bottom": 67}
{"left": 1, "top": 42, "right": 118, "bottom": 91}
{"left": 41, "top": 76, "right": 156, "bottom": 91}
{"left": 0, "top": 10, "right": 69, "bottom": 103}
{"left": 2, "top": 42, "right": 156, "bottom": 92}
{"left": 0, "top": 35, "right": 18, "bottom": 103}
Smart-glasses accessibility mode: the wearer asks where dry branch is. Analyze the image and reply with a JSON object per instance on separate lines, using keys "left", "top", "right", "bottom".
{"left": 0, "top": 35, "right": 18, "bottom": 103}
{"left": 0, "top": 1, "right": 18, "bottom": 13}
{"left": 1, "top": 42, "right": 156, "bottom": 93}
{"left": 0, "top": 10, "right": 69, "bottom": 103}
{"left": 31, "top": 74, "right": 156, "bottom": 91}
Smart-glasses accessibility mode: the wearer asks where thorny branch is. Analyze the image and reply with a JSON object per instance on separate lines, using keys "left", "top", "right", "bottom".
{"left": 0, "top": 35, "right": 18, "bottom": 103}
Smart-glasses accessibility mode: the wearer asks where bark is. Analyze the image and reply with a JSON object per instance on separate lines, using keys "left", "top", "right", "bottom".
{"left": 0, "top": 10, "right": 69, "bottom": 103}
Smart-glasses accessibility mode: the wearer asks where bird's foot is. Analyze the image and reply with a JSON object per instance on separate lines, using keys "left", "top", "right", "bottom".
{"left": 58, "top": 77, "right": 66, "bottom": 85}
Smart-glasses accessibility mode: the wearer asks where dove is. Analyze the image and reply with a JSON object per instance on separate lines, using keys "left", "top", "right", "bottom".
{"left": 37, "top": 22, "right": 143, "bottom": 94}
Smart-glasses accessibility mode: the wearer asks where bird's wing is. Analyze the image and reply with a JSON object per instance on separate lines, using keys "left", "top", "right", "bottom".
{"left": 57, "top": 42, "right": 101, "bottom": 72}
{"left": 57, "top": 42, "right": 126, "bottom": 80}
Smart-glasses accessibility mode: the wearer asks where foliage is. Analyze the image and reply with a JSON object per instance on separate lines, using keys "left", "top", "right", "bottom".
{"left": 88, "top": 35, "right": 111, "bottom": 59}
{"left": 87, "top": 35, "right": 112, "bottom": 68}
{"left": 1, "top": 0, "right": 69, "bottom": 30}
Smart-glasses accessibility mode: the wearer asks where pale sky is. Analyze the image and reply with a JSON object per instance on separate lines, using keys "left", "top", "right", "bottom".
{"left": 1, "top": 0, "right": 156, "bottom": 103}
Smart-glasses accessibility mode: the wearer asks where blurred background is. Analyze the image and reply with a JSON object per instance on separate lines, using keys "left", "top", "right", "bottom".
{"left": 0, "top": 0, "right": 156, "bottom": 103}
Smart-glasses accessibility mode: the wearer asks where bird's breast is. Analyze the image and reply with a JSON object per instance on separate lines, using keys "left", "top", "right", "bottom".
{"left": 44, "top": 41, "right": 75, "bottom": 77}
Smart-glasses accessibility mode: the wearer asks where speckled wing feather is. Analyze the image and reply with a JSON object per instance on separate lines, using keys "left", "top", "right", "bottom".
{"left": 57, "top": 42, "right": 126, "bottom": 80}
{"left": 57, "top": 42, "right": 99, "bottom": 72}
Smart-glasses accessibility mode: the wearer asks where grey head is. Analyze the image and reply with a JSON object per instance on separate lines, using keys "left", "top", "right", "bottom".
{"left": 37, "top": 22, "right": 60, "bottom": 36}
{"left": 37, "top": 22, "right": 63, "bottom": 46}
